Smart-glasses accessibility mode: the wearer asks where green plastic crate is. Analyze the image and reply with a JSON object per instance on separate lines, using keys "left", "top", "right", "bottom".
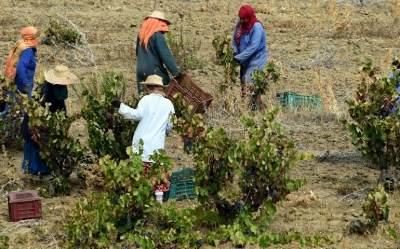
{"left": 276, "top": 92, "right": 322, "bottom": 111}
{"left": 163, "top": 168, "right": 196, "bottom": 201}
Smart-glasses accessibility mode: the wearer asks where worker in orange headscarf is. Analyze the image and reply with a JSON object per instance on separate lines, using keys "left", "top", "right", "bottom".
{"left": 136, "top": 11, "right": 182, "bottom": 94}
{"left": 5, "top": 26, "right": 40, "bottom": 97}
{"left": 2, "top": 27, "right": 40, "bottom": 141}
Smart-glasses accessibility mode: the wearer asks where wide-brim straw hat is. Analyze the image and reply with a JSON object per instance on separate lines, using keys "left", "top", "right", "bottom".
{"left": 145, "top": 10, "right": 171, "bottom": 25}
{"left": 140, "top": 74, "right": 166, "bottom": 87}
{"left": 44, "top": 65, "right": 78, "bottom": 85}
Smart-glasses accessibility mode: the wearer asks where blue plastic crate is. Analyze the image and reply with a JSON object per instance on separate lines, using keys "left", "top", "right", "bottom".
{"left": 163, "top": 168, "right": 196, "bottom": 201}
{"left": 276, "top": 92, "right": 322, "bottom": 111}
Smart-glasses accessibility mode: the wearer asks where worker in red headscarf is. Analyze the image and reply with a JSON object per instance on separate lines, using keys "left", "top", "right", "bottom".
{"left": 233, "top": 5, "right": 268, "bottom": 110}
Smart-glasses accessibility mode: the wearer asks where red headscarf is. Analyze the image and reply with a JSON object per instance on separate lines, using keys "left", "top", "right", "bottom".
{"left": 235, "top": 5, "right": 262, "bottom": 45}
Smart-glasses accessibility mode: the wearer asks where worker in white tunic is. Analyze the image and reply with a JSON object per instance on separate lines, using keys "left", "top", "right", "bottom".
{"left": 111, "top": 74, "right": 174, "bottom": 192}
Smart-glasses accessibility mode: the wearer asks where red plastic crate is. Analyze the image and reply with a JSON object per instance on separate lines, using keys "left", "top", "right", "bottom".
{"left": 8, "top": 190, "right": 42, "bottom": 222}
{"left": 165, "top": 73, "right": 213, "bottom": 117}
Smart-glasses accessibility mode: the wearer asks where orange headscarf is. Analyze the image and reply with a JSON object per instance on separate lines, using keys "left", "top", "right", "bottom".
{"left": 4, "top": 26, "right": 40, "bottom": 82}
{"left": 138, "top": 18, "right": 169, "bottom": 51}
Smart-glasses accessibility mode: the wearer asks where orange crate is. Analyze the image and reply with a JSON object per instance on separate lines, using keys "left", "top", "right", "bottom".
{"left": 165, "top": 73, "right": 213, "bottom": 116}
{"left": 8, "top": 190, "right": 42, "bottom": 222}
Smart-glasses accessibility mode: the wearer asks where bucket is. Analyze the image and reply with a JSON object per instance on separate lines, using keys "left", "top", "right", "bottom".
{"left": 155, "top": 191, "right": 163, "bottom": 204}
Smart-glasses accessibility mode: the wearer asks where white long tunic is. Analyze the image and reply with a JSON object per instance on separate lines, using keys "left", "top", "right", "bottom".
{"left": 118, "top": 93, "right": 174, "bottom": 161}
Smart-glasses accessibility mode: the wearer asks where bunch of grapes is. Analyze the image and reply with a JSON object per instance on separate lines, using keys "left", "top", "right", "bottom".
{"left": 114, "top": 188, "right": 125, "bottom": 204}
{"left": 244, "top": 163, "right": 257, "bottom": 178}
{"left": 278, "top": 149, "right": 286, "bottom": 157}
{"left": 233, "top": 200, "right": 243, "bottom": 213}
{"left": 216, "top": 160, "right": 223, "bottom": 171}
{"left": 196, "top": 239, "right": 203, "bottom": 248}
{"left": 381, "top": 108, "right": 390, "bottom": 119}
{"left": 157, "top": 222, "right": 169, "bottom": 230}
{"left": 117, "top": 212, "right": 132, "bottom": 227}
{"left": 183, "top": 139, "right": 193, "bottom": 151}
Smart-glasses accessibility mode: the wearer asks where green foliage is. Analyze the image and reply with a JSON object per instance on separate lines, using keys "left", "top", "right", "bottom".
{"left": 62, "top": 72, "right": 331, "bottom": 249}
{"left": 62, "top": 192, "right": 120, "bottom": 248}
{"left": 54, "top": 175, "right": 71, "bottom": 195}
{"left": 386, "top": 226, "right": 400, "bottom": 243}
{"left": 0, "top": 235, "right": 9, "bottom": 249}
{"left": 44, "top": 17, "right": 81, "bottom": 44}
{"left": 362, "top": 184, "right": 390, "bottom": 227}
{"left": 251, "top": 62, "right": 281, "bottom": 95}
{"left": 129, "top": 203, "right": 202, "bottom": 249}
{"left": 62, "top": 148, "right": 203, "bottom": 248}
{"left": 342, "top": 58, "right": 400, "bottom": 166}
{"left": 170, "top": 92, "right": 193, "bottom": 120}
{"left": 80, "top": 71, "right": 138, "bottom": 160}
{"left": 166, "top": 26, "right": 205, "bottom": 71}
{"left": 63, "top": 150, "right": 153, "bottom": 248}
{"left": 212, "top": 34, "right": 240, "bottom": 93}
{"left": 236, "top": 111, "right": 305, "bottom": 211}
{"left": 0, "top": 78, "right": 23, "bottom": 147}
{"left": 204, "top": 226, "right": 334, "bottom": 248}
{"left": 173, "top": 104, "right": 306, "bottom": 231}
{"left": 23, "top": 87, "right": 86, "bottom": 181}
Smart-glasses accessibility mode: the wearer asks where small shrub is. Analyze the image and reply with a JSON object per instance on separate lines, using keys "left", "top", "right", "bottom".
{"left": 166, "top": 26, "right": 205, "bottom": 71}
{"left": 251, "top": 62, "right": 281, "bottom": 95}
{"left": 0, "top": 235, "right": 9, "bottom": 249}
{"left": 212, "top": 34, "right": 239, "bottom": 93}
{"left": 342, "top": 58, "right": 400, "bottom": 167}
{"left": 0, "top": 77, "right": 23, "bottom": 147}
{"left": 172, "top": 104, "right": 306, "bottom": 230}
{"left": 80, "top": 71, "right": 138, "bottom": 160}
{"left": 54, "top": 175, "right": 71, "bottom": 195}
{"left": 21, "top": 81, "right": 86, "bottom": 195}
{"left": 362, "top": 184, "right": 390, "bottom": 227}
{"left": 44, "top": 17, "right": 81, "bottom": 44}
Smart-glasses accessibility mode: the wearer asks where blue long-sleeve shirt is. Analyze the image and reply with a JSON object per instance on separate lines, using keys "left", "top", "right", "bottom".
{"left": 2, "top": 48, "right": 36, "bottom": 117}
{"left": 233, "top": 22, "right": 267, "bottom": 69}
{"left": 14, "top": 48, "right": 37, "bottom": 97}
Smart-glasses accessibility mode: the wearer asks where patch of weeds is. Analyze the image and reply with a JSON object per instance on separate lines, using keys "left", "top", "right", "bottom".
{"left": 44, "top": 18, "right": 81, "bottom": 45}
{"left": 55, "top": 175, "right": 71, "bottom": 195}
{"left": 14, "top": 234, "right": 28, "bottom": 244}
{"left": 362, "top": 184, "right": 389, "bottom": 227}
{"left": 166, "top": 26, "right": 205, "bottom": 71}
{"left": 336, "top": 175, "right": 358, "bottom": 195}
{"left": 37, "top": 187, "right": 49, "bottom": 198}
{"left": 0, "top": 235, "right": 9, "bottom": 249}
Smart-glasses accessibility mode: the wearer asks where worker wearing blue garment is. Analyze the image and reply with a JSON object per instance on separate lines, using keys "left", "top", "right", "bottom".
{"left": 387, "top": 60, "right": 400, "bottom": 114}
{"left": 3, "top": 27, "right": 40, "bottom": 117}
{"left": 233, "top": 5, "right": 268, "bottom": 110}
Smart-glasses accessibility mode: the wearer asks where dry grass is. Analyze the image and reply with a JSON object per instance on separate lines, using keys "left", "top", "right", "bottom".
{"left": 391, "top": 0, "right": 400, "bottom": 17}
{"left": 0, "top": 145, "right": 24, "bottom": 197}
{"left": 315, "top": 68, "right": 342, "bottom": 120}
{"left": 282, "top": 190, "right": 321, "bottom": 207}
{"left": 75, "top": 161, "right": 105, "bottom": 190}
{"left": 250, "top": 3, "right": 277, "bottom": 14}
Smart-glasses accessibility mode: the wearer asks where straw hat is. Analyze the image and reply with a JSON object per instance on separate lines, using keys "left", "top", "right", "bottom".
{"left": 44, "top": 65, "right": 78, "bottom": 85}
{"left": 145, "top": 10, "right": 171, "bottom": 25}
{"left": 140, "top": 75, "right": 166, "bottom": 87}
